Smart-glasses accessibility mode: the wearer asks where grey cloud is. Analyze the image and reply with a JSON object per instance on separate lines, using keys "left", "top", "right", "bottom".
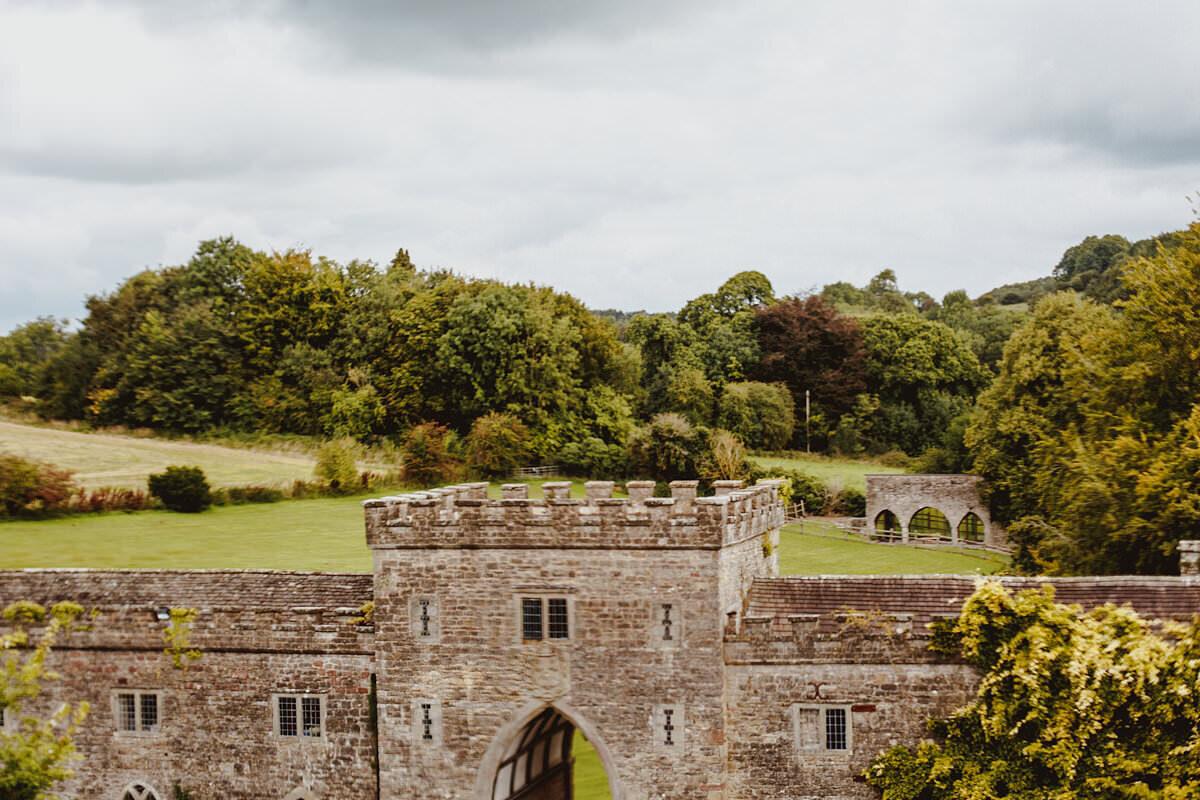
{"left": 0, "top": 135, "right": 368, "bottom": 186}
{"left": 941, "top": 1, "right": 1200, "bottom": 167}
{"left": 979, "top": 103, "right": 1200, "bottom": 169}
{"left": 118, "top": 0, "right": 713, "bottom": 72}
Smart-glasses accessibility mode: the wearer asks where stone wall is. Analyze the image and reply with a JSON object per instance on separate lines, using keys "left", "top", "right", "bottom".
{"left": 722, "top": 661, "right": 976, "bottom": 800}
{"left": 0, "top": 571, "right": 377, "bottom": 800}
{"left": 865, "top": 474, "right": 1003, "bottom": 546}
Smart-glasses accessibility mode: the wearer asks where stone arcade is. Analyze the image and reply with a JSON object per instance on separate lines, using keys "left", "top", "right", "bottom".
{"left": 3, "top": 479, "right": 1199, "bottom": 800}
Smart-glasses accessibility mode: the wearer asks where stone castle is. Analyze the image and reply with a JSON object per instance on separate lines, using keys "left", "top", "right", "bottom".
{"left": 2, "top": 479, "right": 1198, "bottom": 800}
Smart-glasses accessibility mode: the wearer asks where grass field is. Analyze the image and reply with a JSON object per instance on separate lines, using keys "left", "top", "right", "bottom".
{"left": 778, "top": 522, "right": 1005, "bottom": 575}
{"left": 0, "top": 420, "right": 337, "bottom": 489}
{"left": 0, "top": 498, "right": 376, "bottom": 571}
{"left": 748, "top": 453, "right": 906, "bottom": 491}
{"left": 0, "top": 480, "right": 600, "bottom": 570}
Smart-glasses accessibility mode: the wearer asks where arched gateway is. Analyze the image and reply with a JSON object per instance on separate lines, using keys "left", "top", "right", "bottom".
{"left": 474, "top": 703, "right": 623, "bottom": 800}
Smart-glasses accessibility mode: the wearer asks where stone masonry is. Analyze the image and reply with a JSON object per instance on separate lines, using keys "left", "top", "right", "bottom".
{"left": 865, "top": 473, "right": 1004, "bottom": 547}
{"left": 2, "top": 480, "right": 1198, "bottom": 799}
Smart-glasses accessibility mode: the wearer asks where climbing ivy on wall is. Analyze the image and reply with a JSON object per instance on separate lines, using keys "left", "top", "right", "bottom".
{"left": 162, "top": 607, "right": 202, "bottom": 670}
{"left": 865, "top": 581, "right": 1200, "bottom": 798}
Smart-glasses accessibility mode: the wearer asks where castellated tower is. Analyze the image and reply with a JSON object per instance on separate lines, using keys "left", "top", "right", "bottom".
{"left": 363, "top": 478, "right": 785, "bottom": 800}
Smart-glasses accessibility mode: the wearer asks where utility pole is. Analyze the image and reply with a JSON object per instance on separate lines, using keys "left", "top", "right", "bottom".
{"left": 805, "top": 389, "right": 810, "bottom": 454}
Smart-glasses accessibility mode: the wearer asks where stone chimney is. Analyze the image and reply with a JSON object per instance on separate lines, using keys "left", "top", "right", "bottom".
{"left": 1180, "top": 541, "right": 1200, "bottom": 575}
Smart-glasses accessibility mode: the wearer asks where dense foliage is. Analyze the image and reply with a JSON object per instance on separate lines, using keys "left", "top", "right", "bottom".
{"left": 314, "top": 439, "right": 360, "bottom": 493}
{"left": 867, "top": 581, "right": 1200, "bottom": 799}
{"left": 147, "top": 466, "right": 213, "bottom": 513}
{"left": 0, "top": 453, "right": 74, "bottom": 519}
{"left": 466, "top": 412, "right": 532, "bottom": 479}
{"left": 967, "top": 221, "right": 1200, "bottom": 574}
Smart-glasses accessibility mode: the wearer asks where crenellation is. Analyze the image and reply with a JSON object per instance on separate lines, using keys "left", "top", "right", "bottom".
{"left": 365, "top": 480, "right": 782, "bottom": 551}
{"left": 541, "top": 481, "right": 572, "bottom": 500}
{"left": 585, "top": 480, "right": 615, "bottom": 500}
{"left": 625, "top": 480, "right": 655, "bottom": 502}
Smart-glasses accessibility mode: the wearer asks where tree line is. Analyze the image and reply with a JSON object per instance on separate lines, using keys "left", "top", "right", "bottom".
{"left": 3, "top": 219, "right": 1198, "bottom": 575}
{"left": 0, "top": 238, "right": 994, "bottom": 462}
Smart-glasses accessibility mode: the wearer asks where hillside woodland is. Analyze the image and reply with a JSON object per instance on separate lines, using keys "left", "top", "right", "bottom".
{"left": 2, "top": 220, "right": 1197, "bottom": 576}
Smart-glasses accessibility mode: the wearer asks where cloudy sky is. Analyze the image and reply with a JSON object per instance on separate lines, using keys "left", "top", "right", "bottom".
{"left": 2, "top": 0, "right": 1198, "bottom": 333}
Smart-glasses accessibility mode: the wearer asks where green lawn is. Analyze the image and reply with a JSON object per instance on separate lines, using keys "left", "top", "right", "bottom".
{"left": 778, "top": 522, "right": 1005, "bottom": 575}
{"left": 0, "top": 480, "right": 601, "bottom": 570}
{"left": 748, "top": 453, "right": 906, "bottom": 492}
{"left": 0, "top": 498, "right": 375, "bottom": 571}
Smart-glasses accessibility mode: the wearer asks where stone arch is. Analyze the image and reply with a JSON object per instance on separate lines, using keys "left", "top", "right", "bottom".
{"left": 908, "top": 507, "right": 950, "bottom": 538}
{"left": 282, "top": 786, "right": 319, "bottom": 800}
{"left": 473, "top": 700, "right": 623, "bottom": 800}
{"left": 865, "top": 474, "right": 1004, "bottom": 547}
{"left": 874, "top": 509, "right": 901, "bottom": 534}
{"left": 957, "top": 512, "right": 985, "bottom": 543}
{"left": 119, "top": 783, "right": 163, "bottom": 800}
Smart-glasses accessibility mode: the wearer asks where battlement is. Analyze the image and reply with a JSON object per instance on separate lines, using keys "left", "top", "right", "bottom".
{"left": 363, "top": 478, "right": 785, "bottom": 551}
{"left": 724, "top": 609, "right": 952, "bottom": 665}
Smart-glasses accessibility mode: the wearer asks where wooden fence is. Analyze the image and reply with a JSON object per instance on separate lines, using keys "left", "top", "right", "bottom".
{"left": 784, "top": 506, "right": 1012, "bottom": 557}
{"left": 511, "top": 465, "right": 563, "bottom": 478}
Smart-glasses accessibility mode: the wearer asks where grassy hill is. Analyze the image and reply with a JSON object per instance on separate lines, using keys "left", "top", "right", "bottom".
{"left": 747, "top": 453, "right": 906, "bottom": 492}
{"left": 0, "top": 420, "right": 332, "bottom": 489}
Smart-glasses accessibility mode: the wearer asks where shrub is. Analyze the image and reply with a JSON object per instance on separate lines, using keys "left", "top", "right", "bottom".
{"left": 0, "top": 452, "right": 76, "bottom": 518}
{"left": 559, "top": 437, "right": 629, "bottom": 478}
{"left": 704, "top": 429, "right": 750, "bottom": 480}
{"left": 466, "top": 412, "right": 531, "bottom": 479}
{"left": 628, "top": 413, "right": 706, "bottom": 481}
{"left": 830, "top": 486, "right": 866, "bottom": 517}
{"left": 147, "top": 466, "right": 212, "bottom": 513}
{"left": 315, "top": 438, "right": 360, "bottom": 494}
{"left": 68, "top": 486, "right": 149, "bottom": 513}
{"left": 227, "top": 486, "right": 284, "bottom": 504}
{"left": 877, "top": 450, "right": 912, "bottom": 469}
{"left": 401, "top": 422, "right": 461, "bottom": 488}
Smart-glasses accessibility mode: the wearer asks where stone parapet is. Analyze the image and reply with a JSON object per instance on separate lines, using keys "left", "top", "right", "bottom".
{"left": 0, "top": 569, "right": 376, "bottom": 655}
{"left": 724, "top": 610, "right": 956, "bottom": 665}
{"left": 363, "top": 479, "right": 785, "bottom": 551}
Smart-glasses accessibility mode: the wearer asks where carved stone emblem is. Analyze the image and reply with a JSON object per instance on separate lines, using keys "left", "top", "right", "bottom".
{"left": 523, "top": 641, "right": 570, "bottom": 700}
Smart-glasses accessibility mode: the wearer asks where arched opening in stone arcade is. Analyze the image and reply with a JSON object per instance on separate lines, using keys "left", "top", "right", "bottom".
{"left": 958, "top": 511, "right": 985, "bottom": 543}
{"left": 480, "top": 705, "right": 619, "bottom": 800}
{"left": 874, "top": 509, "right": 901, "bottom": 534}
{"left": 909, "top": 506, "right": 951, "bottom": 538}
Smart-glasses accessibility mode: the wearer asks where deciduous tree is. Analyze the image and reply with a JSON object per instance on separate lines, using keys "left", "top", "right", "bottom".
{"left": 752, "top": 295, "right": 867, "bottom": 429}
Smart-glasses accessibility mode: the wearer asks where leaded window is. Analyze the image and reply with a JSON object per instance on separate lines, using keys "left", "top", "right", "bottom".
{"left": 520, "top": 596, "right": 569, "bottom": 641}
{"left": 113, "top": 691, "right": 160, "bottom": 734}
{"left": 275, "top": 694, "right": 324, "bottom": 739}
{"left": 793, "top": 704, "right": 853, "bottom": 752}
